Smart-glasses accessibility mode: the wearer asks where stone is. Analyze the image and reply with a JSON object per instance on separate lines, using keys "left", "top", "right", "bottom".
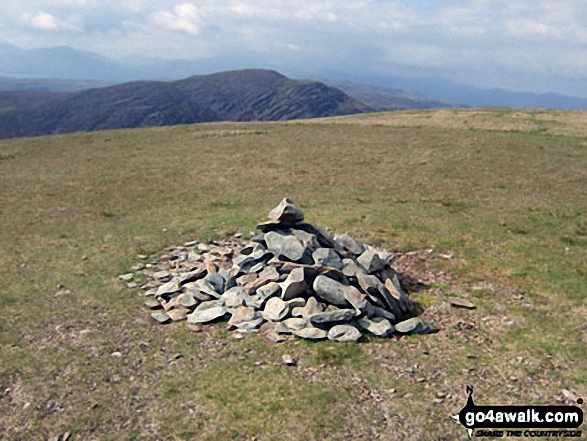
{"left": 228, "top": 306, "right": 258, "bottom": 327}
{"left": 279, "top": 268, "right": 307, "bottom": 300}
{"left": 309, "top": 309, "right": 356, "bottom": 327}
{"left": 282, "top": 317, "right": 309, "bottom": 331}
{"left": 343, "top": 285, "right": 368, "bottom": 313}
{"left": 357, "top": 247, "right": 387, "bottom": 274}
{"left": 356, "top": 272, "right": 389, "bottom": 308}
{"left": 187, "top": 306, "right": 229, "bottom": 324}
{"left": 449, "top": 297, "right": 476, "bottom": 309}
{"left": 153, "top": 270, "right": 172, "bottom": 281}
{"left": 237, "top": 273, "right": 257, "bottom": 286}
{"left": 328, "top": 325, "right": 362, "bottom": 342}
{"left": 265, "top": 330, "right": 290, "bottom": 343}
{"left": 312, "top": 275, "right": 350, "bottom": 307}
{"left": 395, "top": 317, "right": 430, "bottom": 335}
{"left": 119, "top": 273, "right": 133, "bottom": 281}
{"left": 265, "top": 231, "right": 307, "bottom": 262}
{"left": 292, "top": 229, "right": 320, "bottom": 250}
{"left": 204, "top": 272, "right": 225, "bottom": 293}
{"left": 268, "top": 197, "right": 304, "bottom": 222}
{"left": 177, "top": 266, "right": 207, "bottom": 285}
{"left": 243, "top": 276, "right": 273, "bottom": 295}
{"left": 357, "top": 317, "right": 395, "bottom": 337}
{"left": 262, "top": 297, "right": 289, "bottom": 321}
{"left": 223, "top": 286, "right": 247, "bottom": 306}
{"left": 384, "top": 276, "right": 413, "bottom": 314}
{"left": 194, "top": 279, "right": 222, "bottom": 299}
{"left": 334, "top": 233, "right": 365, "bottom": 255}
{"left": 176, "top": 292, "right": 199, "bottom": 309}
{"left": 186, "top": 287, "right": 216, "bottom": 303}
{"left": 259, "top": 265, "right": 281, "bottom": 282}
{"left": 312, "top": 248, "right": 343, "bottom": 269}
{"left": 151, "top": 311, "right": 171, "bottom": 324}
{"left": 144, "top": 299, "right": 162, "bottom": 310}
{"left": 293, "top": 327, "right": 328, "bottom": 341}
{"left": 292, "top": 297, "right": 325, "bottom": 317}
{"left": 155, "top": 280, "right": 181, "bottom": 297}
{"left": 167, "top": 307, "right": 189, "bottom": 322}
{"left": 294, "top": 222, "right": 337, "bottom": 248}
{"left": 282, "top": 354, "right": 297, "bottom": 366}
{"left": 249, "top": 282, "right": 281, "bottom": 308}
{"left": 365, "top": 303, "right": 397, "bottom": 323}
{"left": 341, "top": 258, "right": 366, "bottom": 278}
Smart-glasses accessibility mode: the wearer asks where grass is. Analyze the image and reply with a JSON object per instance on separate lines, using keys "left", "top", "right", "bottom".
{"left": 0, "top": 109, "right": 586, "bottom": 440}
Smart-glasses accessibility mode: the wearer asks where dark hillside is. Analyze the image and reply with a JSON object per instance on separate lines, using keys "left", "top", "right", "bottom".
{"left": 0, "top": 69, "right": 372, "bottom": 139}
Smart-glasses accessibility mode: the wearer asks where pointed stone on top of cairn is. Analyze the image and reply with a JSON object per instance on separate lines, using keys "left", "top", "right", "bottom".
{"left": 268, "top": 197, "right": 304, "bottom": 223}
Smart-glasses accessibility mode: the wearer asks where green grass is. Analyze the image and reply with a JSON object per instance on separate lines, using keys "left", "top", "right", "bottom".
{"left": 0, "top": 109, "right": 586, "bottom": 440}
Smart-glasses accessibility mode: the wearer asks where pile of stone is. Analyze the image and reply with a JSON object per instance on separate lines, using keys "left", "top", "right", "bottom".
{"left": 132, "top": 198, "right": 437, "bottom": 342}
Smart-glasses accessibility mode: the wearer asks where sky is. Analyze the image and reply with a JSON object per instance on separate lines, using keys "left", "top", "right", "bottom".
{"left": 1, "top": 0, "right": 586, "bottom": 96}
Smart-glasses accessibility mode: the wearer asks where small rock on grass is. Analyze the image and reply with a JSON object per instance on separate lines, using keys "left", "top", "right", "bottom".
{"left": 151, "top": 311, "right": 171, "bottom": 324}
{"left": 449, "top": 297, "right": 476, "bottom": 309}
{"left": 282, "top": 354, "right": 297, "bottom": 366}
{"left": 327, "top": 324, "right": 362, "bottom": 342}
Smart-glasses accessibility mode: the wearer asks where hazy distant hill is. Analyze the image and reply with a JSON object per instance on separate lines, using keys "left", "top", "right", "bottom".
{"left": 322, "top": 79, "right": 457, "bottom": 110}
{"left": 0, "top": 69, "right": 372, "bottom": 139}
{"left": 0, "top": 75, "right": 108, "bottom": 93}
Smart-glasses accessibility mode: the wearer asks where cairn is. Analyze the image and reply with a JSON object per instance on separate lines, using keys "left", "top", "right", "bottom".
{"left": 134, "top": 198, "right": 437, "bottom": 342}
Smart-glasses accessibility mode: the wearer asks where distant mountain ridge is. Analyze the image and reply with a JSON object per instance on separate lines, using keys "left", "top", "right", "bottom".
{"left": 0, "top": 69, "right": 372, "bottom": 139}
{"left": 322, "top": 79, "right": 458, "bottom": 110}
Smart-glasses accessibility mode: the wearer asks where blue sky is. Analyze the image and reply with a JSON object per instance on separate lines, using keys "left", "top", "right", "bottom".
{"left": 1, "top": 0, "right": 586, "bottom": 96}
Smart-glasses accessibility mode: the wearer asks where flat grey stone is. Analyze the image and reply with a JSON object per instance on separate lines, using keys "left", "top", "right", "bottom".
{"left": 312, "top": 248, "right": 343, "bottom": 269}
{"left": 262, "top": 297, "right": 289, "bottom": 321}
{"left": 328, "top": 324, "right": 362, "bottom": 342}
{"left": 268, "top": 197, "right": 304, "bottom": 222}
{"left": 119, "top": 273, "right": 133, "bottom": 281}
{"left": 357, "top": 247, "right": 387, "bottom": 274}
{"left": 365, "top": 303, "right": 397, "bottom": 323}
{"left": 343, "top": 285, "right": 368, "bottom": 313}
{"left": 248, "top": 282, "right": 281, "bottom": 309}
{"left": 293, "top": 327, "right": 328, "bottom": 341}
{"left": 357, "top": 317, "right": 395, "bottom": 337}
{"left": 178, "top": 266, "right": 207, "bottom": 285}
{"left": 193, "top": 279, "right": 222, "bottom": 299}
{"left": 449, "top": 297, "right": 476, "bottom": 309}
{"left": 312, "top": 275, "right": 350, "bottom": 307}
{"left": 309, "top": 309, "right": 356, "bottom": 327}
{"left": 279, "top": 267, "right": 307, "bottom": 300}
{"left": 228, "top": 306, "right": 263, "bottom": 330}
{"left": 334, "top": 233, "right": 365, "bottom": 255}
{"left": 145, "top": 299, "right": 162, "bottom": 310}
{"left": 259, "top": 266, "right": 281, "bottom": 282}
{"left": 394, "top": 317, "right": 431, "bottom": 334}
{"left": 204, "top": 272, "right": 225, "bottom": 294}
{"left": 176, "top": 292, "right": 199, "bottom": 309}
{"left": 341, "top": 258, "right": 366, "bottom": 278}
{"left": 155, "top": 280, "right": 181, "bottom": 297}
{"left": 151, "top": 311, "right": 171, "bottom": 324}
{"left": 265, "top": 231, "right": 306, "bottom": 262}
{"left": 292, "top": 297, "right": 325, "bottom": 317}
{"left": 356, "top": 272, "right": 389, "bottom": 308}
{"left": 167, "top": 307, "right": 189, "bottom": 322}
{"left": 293, "top": 223, "right": 337, "bottom": 248}
{"left": 282, "top": 317, "right": 309, "bottom": 331}
{"left": 187, "top": 306, "right": 229, "bottom": 324}
{"left": 292, "top": 229, "right": 320, "bottom": 250}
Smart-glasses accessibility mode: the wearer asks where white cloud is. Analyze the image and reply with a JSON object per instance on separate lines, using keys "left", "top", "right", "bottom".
{"left": 22, "top": 10, "right": 82, "bottom": 31}
{"left": 1, "top": 0, "right": 587, "bottom": 94}
{"left": 150, "top": 3, "right": 202, "bottom": 36}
